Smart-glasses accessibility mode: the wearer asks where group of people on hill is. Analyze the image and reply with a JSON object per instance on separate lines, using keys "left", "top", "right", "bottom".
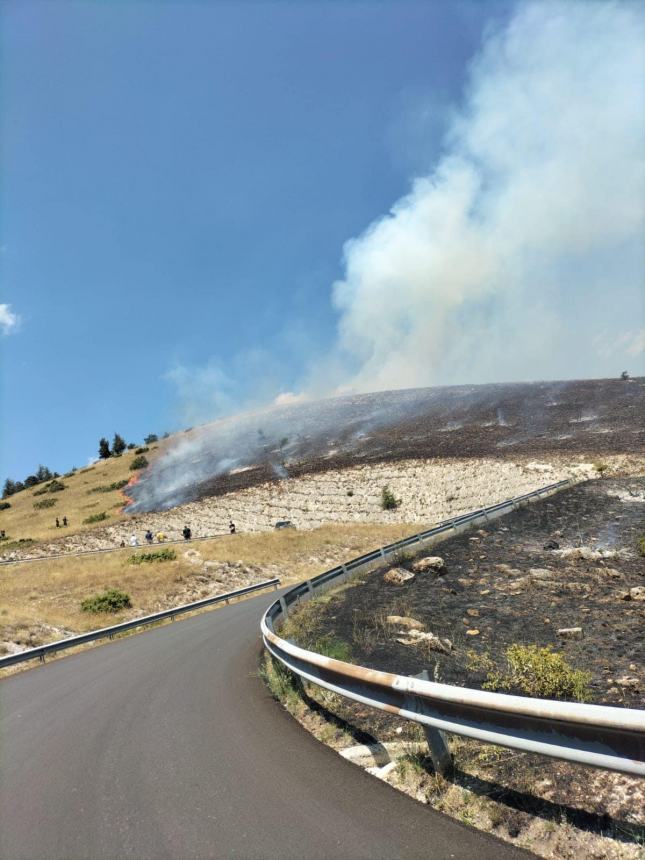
{"left": 55, "top": 517, "right": 68, "bottom": 528}
{"left": 118, "top": 521, "right": 237, "bottom": 548}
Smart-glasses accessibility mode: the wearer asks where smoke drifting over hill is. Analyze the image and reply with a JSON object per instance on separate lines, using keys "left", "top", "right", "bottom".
{"left": 327, "top": 1, "right": 645, "bottom": 392}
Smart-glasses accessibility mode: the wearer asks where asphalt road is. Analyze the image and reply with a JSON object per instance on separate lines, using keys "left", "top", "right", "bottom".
{"left": 0, "top": 593, "right": 532, "bottom": 859}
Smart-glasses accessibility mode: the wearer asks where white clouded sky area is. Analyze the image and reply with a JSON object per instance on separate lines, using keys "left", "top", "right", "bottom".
{"left": 1, "top": 0, "right": 643, "bottom": 477}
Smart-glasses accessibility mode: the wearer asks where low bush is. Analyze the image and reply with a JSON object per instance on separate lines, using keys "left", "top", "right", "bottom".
{"left": 42, "top": 479, "right": 66, "bottom": 493}
{"left": 130, "top": 455, "right": 148, "bottom": 471}
{"left": 88, "top": 479, "right": 129, "bottom": 495}
{"left": 381, "top": 486, "right": 401, "bottom": 510}
{"left": 32, "top": 486, "right": 48, "bottom": 496}
{"left": 593, "top": 462, "right": 609, "bottom": 476}
{"left": 0, "top": 538, "right": 36, "bottom": 550}
{"left": 81, "top": 588, "right": 131, "bottom": 614}
{"left": 638, "top": 536, "right": 645, "bottom": 558}
{"left": 0, "top": 501, "right": 11, "bottom": 511}
{"left": 470, "top": 644, "right": 592, "bottom": 701}
{"left": 135, "top": 446, "right": 149, "bottom": 455}
{"left": 129, "top": 548, "right": 176, "bottom": 565}
{"left": 311, "top": 635, "right": 352, "bottom": 662}
{"left": 33, "top": 498, "right": 57, "bottom": 510}
{"left": 82, "top": 511, "right": 110, "bottom": 525}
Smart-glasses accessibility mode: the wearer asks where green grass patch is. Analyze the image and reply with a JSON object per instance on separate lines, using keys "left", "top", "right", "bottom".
{"left": 637, "top": 536, "right": 645, "bottom": 557}
{"left": 81, "top": 588, "right": 132, "bottom": 614}
{"left": 87, "top": 479, "right": 130, "bottom": 494}
{"left": 469, "top": 644, "right": 592, "bottom": 701}
{"left": 82, "top": 511, "right": 110, "bottom": 525}
{"left": 128, "top": 548, "right": 177, "bottom": 565}
{"left": 33, "top": 498, "right": 57, "bottom": 510}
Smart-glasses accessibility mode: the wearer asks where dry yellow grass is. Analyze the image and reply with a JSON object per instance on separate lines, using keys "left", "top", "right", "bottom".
{"left": 0, "top": 448, "right": 160, "bottom": 545}
{"left": 0, "top": 521, "right": 416, "bottom": 646}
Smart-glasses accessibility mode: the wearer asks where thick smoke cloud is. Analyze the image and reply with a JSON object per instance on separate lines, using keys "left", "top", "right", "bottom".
{"left": 328, "top": 1, "right": 645, "bottom": 392}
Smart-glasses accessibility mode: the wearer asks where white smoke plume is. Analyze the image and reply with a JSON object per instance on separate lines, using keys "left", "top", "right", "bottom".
{"left": 327, "top": 1, "right": 645, "bottom": 392}
{"left": 0, "top": 304, "right": 20, "bottom": 336}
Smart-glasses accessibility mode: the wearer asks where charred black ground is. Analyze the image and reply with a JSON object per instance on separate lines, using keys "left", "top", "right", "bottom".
{"left": 289, "top": 477, "right": 644, "bottom": 709}
{"left": 127, "top": 377, "right": 644, "bottom": 511}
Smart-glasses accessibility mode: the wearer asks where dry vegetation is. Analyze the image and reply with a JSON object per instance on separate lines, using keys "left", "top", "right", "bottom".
{"left": 0, "top": 449, "right": 157, "bottom": 546}
{"left": 0, "top": 521, "right": 416, "bottom": 656}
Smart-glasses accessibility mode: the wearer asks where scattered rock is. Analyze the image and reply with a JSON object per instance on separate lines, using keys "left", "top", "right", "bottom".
{"left": 616, "top": 676, "right": 640, "bottom": 690}
{"left": 383, "top": 567, "right": 416, "bottom": 586}
{"left": 557, "top": 627, "right": 584, "bottom": 639}
{"left": 558, "top": 546, "right": 616, "bottom": 561}
{"left": 385, "top": 615, "right": 424, "bottom": 630}
{"left": 410, "top": 556, "right": 444, "bottom": 573}
{"left": 529, "top": 568, "right": 554, "bottom": 580}
{"left": 396, "top": 629, "right": 452, "bottom": 653}
{"left": 466, "top": 608, "right": 480, "bottom": 617}
{"left": 184, "top": 549, "right": 203, "bottom": 565}
{"left": 465, "top": 629, "right": 480, "bottom": 636}
{"left": 622, "top": 586, "right": 645, "bottom": 601}
{"left": 600, "top": 567, "right": 622, "bottom": 579}
{"left": 543, "top": 540, "right": 560, "bottom": 550}
{"left": 457, "top": 577, "right": 474, "bottom": 587}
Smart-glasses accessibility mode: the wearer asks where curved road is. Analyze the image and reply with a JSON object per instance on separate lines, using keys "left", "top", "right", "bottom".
{"left": 0, "top": 593, "right": 531, "bottom": 859}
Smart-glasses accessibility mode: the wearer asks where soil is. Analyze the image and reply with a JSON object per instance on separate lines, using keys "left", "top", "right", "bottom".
{"left": 294, "top": 477, "right": 645, "bottom": 708}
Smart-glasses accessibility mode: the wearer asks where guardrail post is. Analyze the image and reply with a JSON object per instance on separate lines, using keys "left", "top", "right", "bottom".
{"left": 279, "top": 597, "right": 289, "bottom": 619}
{"left": 422, "top": 725, "right": 452, "bottom": 776}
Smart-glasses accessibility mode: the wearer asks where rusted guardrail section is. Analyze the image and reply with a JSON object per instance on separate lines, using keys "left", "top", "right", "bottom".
{"left": 0, "top": 578, "right": 280, "bottom": 669}
{"left": 261, "top": 480, "right": 645, "bottom": 777}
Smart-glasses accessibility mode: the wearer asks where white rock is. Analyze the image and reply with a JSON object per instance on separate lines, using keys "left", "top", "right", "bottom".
{"left": 385, "top": 615, "right": 424, "bottom": 630}
{"left": 557, "top": 627, "right": 583, "bottom": 639}
{"left": 383, "top": 567, "right": 416, "bottom": 586}
{"left": 411, "top": 556, "right": 444, "bottom": 573}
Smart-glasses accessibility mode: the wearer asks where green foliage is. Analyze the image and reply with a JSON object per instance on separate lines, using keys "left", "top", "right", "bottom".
{"left": 144, "top": 433, "right": 158, "bottom": 444}
{"left": 0, "top": 501, "right": 11, "bottom": 511}
{"left": 469, "top": 645, "right": 592, "bottom": 701}
{"left": 33, "top": 498, "right": 57, "bottom": 510}
{"left": 130, "top": 454, "right": 148, "bottom": 471}
{"left": 81, "top": 588, "right": 131, "bottom": 614}
{"left": 45, "top": 479, "right": 66, "bottom": 493}
{"left": 134, "top": 446, "right": 149, "bottom": 455}
{"left": 112, "top": 433, "right": 126, "bottom": 456}
{"left": 88, "top": 479, "right": 129, "bottom": 494}
{"left": 381, "top": 485, "right": 401, "bottom": 510}
{"left": 128, "top": 548, "right": 176, "bottom": 565}
{"left": 82, "top": 511, "right": 110, "bottom": 525}
{"left": 258, "top": 653, "right": 301, "bottom": 706}
{"left": 127, "top": 443, "right": 137, "bottom": 450}
{"left": 98, "top": 438, "right": 111, "bottom": 459}
{"left": 347, "top": 489, "right": 354, "bottom": 497}
{"left": 311, "top": 635, "right": 352, "bottom": 662}
{"left": 637, "top": 536, "right": 645, "bottom": 558}
{"left": 3, "top": 478, "right": 25, "bottom": 498}
{"left": 0, "top": 538, "right": 36, "bottom": 550}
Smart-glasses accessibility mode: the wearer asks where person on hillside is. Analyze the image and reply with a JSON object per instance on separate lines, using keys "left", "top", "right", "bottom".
{"left": 129, "top": 533, "right": 138, "bottom": 547}
{"left": 156, "top": 531, "right": 166, "bottom": 543}
{"left": 63, "top": 516, "right": 68, "bottom": 527}
{"left": 55, "top": 518, "right": 60, "bottom": 528}
{"left": 229, "top": 520, "right": 236, "bottom": 535}
{"left": 145, "top": 530, "right": 154, "bottom": 545}
{"left": 182, "top": 525, "right": 192, "bottom": 541}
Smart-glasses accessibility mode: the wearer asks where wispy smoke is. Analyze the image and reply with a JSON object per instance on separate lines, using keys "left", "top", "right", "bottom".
{"left": 327, "top": 1, "right": 645, "bottom": 391}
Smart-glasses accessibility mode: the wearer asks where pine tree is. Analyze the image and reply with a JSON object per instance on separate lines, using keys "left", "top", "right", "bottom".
{"left": 98, "top": 438, "right": 111, "bottom": 459}
{"left": 112, "top": 433, "right": 126, "bottom": 456}
{"left": 3, "top": 478, "right": 16, "bottom": 498}
{"left": 144, "top": 434, "right": 158, "bottom": 445}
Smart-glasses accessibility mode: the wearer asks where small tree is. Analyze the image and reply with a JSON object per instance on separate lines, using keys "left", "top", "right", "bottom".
{"left": 381, "top": 486, "right": 401, "bottom": 510}
{"left": 130, "top": 454, "right": 148, "bottom": 471}
{"left": 24, "top": 474, "right": 39, "bottom": 488}
{"left": 144, "top": 434, "right": 158, "bottom": 445}
{"left": 112, "top": 433, "right": 126, "bottom": 456}
{"left": 2, "top": 479, "right": 16, "bottom": 498}
{"left": 36, "top": 465, "right": 54, "bottom": 483}
{"left": 98, "top": 438, "right": 111, "bottom": 459}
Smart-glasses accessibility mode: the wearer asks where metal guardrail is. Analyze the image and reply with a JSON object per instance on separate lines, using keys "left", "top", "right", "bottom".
{"left": 262, "top": 479, "right": 645, "bottom": 777}
{"left": 0, "top": 577, "right": 280, "bottom": 670}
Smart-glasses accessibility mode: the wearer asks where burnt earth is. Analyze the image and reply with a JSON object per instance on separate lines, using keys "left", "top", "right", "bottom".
{"left": 302, "top": 477, "right": 645, "bottom": 708}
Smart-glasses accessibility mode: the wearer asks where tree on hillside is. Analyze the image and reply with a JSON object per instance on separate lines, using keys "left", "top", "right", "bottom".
{"left": 98, "top": 438, "right": 111, "bottom": 459}
{"left": 112, "top": 433, "right": 126, "bottom": 456}
{"left": 144, "top": 434, "right": 158, "bottom": 445}
{"left": 36, "top": 465, "right": 54, "bottom": 483}
{"left": 3, "top": 479, "right": 16, "bottom": 498}
{"left": 24, "top": 474, "right": 39, "bottom": 488}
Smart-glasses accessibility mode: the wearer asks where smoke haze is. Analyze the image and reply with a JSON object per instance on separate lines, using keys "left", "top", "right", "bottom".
{"left": 326, "top": 1, "right": 644, "bottom": 393}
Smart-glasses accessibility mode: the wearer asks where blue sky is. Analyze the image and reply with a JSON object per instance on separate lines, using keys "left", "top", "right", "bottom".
{"left": 1, "top": 0, "right": 643, "bottom": 481}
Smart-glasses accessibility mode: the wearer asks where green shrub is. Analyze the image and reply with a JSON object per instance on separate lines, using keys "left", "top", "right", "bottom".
{"left": 381, "top": 486, "right": 401, "bottom": 510}
{"left": 312, "top": 635, "right": 352, "bottom": 662}
{"left": 0, "top": 501, "right": 11, "bottom": 511}
{"left": 347, "top": 489, "right": 354, "bottom": 497}
{"left": 82, "top": 511, "right": 110, "bottom": 525}
{"left": 33, "top": 498, "right": 57, "bottom": 510}
{"left": 127, "top": 443, "right": 137, "bottom": 450}
{"left": 144, "top": 434, "right": 158, "bottom": 445}
{"left": 0, "top": 538, "right": 36, "bottom": 550}
{"left": 472, "top": 644, "right": 592, "bottom": 701}
{"left": 32, "top": 486, "right": 48, "bottom": 496}
{"left": 81, "top": 588, "right": 131, "bottom": 614}
{"left": 135, "top": 446, "right": 149, "bottom": 455}
{"left": 130, "top": 455, "right": 148, "bottom": 471}
{"left": 129, "top": 548, "right": 176, "bottom": 565}
{"left": 637, "top": 536, "right": 645, "bottom": 558}
{"left": 593, "top": 462, "right": 609, "bottom": 476}
{"left": 43, "top": 479, "right": 66, "bottom": 493}
{"left": 88, "top": 479, "right": 129, "bottom": 494}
